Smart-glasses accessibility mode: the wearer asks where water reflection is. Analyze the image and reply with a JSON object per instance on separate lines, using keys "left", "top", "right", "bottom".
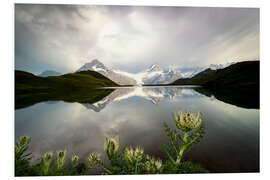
{"left": 15, "top": 86, "right": 259, "bottom": 173}
{"left": 83, "top": 86, "right": 203, "bottom": 112}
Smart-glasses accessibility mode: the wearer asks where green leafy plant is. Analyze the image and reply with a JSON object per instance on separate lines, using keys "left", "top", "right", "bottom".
{"left": 15, "top": 141, "right": 88, "bottom": 176}
{"left": 15, "top": 109, "right": 207, "bottom": 176}
{"left": 71, "top": 154, "right": 79, "bottom": 167}
{"left": 86, "top": 137, "right": 164, "bottom": 175}
{"left": 162, "top": 110, "right": 205, "bottom": 166}
{"left": 86, "top": 110, "right": 206, "bottom": 174}
{"left": 15, "top": 136, "right": 33, "bottom": 176}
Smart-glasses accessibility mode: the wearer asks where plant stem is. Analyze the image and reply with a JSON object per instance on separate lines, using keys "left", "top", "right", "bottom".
{"left": 176, "top": 132, "right": 189, "bottom": 164}
{"left": 183, "top": 132, "right": 188, "bottom": 143}
{"left": 135, "top": 160, "right": 138, "bottom": 174}
{"left": 170, "top": 136, "right": 178, "bottom": 155}
{"left": 176, "top": 146, "right": 185, "bottom": 164}
{"left": 97, "top": 162, "right": 113, "bottom": 175}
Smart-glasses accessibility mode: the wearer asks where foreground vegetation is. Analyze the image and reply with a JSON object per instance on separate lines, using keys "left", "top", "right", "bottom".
{"left": 15, "top": 110, "right": 207, "bottom": 176}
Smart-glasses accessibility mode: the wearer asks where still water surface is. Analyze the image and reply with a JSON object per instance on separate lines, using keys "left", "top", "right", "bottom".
{"left": 15, "top": 86, "right": 259, "bottom": 173}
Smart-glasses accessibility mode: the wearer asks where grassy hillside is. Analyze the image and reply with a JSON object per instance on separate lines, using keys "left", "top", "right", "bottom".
{"left": 15, "top": 70, "right": 119, "bottom": 109}
{"left": 172, "top": 61, "right": 259, "bottom": 89}
{"left": 15, "top": 70, "right": 118, "bottom": 93}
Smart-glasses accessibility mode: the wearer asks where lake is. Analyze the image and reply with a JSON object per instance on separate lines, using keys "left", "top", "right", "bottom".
{"left": 15, "top": 86, "right": 259, "bottom": 173}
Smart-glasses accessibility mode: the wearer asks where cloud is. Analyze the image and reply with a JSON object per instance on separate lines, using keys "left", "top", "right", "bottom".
{"left": 15, "top": 4, "right": 259, "bottom": 74}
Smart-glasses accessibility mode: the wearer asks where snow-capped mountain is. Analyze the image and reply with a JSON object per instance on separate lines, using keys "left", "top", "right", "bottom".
{"left": 111, "top": 64, "right": 184, "bottom": 85}
{"left": 138, "top": 64, "right": 183, "bottom": 84}
{"left": 77, "top": 59, "right": 109, "bottom": 73}
{"left": 76, "top": 59, "right": 137, "bottom": 85}
{"left": 178, "top": 67, "right": 206, "bottom": 78}
{"left": 76, "top": 59, "right": 235, "bottom": 85}
{"left": 136, "top": 64, "right": 164, "bottom": 84}
{"left": 38, "top": 70, "right": 62, "bottom": 77}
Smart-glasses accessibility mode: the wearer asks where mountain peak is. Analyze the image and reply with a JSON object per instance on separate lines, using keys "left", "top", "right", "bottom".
{"left": 147, "top": 64, "right": 162, "bottom": 72}
{"left": 38, "top": 70, "right": 61, "bottom": 77}
{"left": 75, "top": 60, "right": 237, "bottom": 85}
{"left": 77, "top": 59, "right": 107, "bottom": 72}
{"left": 84, "top": 59, "right": 103, "bottom": 66}
{"left": 91, "top": 59, "right": 101, "bottom": 64}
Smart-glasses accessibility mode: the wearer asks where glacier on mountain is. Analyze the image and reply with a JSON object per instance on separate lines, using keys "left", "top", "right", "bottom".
{"left": 76, "top": 59, "right": 235, "bottom": 85}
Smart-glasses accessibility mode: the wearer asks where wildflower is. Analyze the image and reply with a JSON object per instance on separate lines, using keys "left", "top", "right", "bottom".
{"left": 145, "top": 161, "right": 152, "bottom": 172}
{"left": 145, "top": 156, "right": 161, "bottom": 173}
{"left": 149, "top": 156, "right": 155, "bottom": 164}
{"left": 88, "top": 152, "right": 101, "bottom": 168}
{"left": 174, "top": 110, "right": 202, "bottom": 132}
{"left": 42, "top": 151, "right": 53, "bottom": 175}
{"left": 71, "top": 155, "right": 79, "bottom": 166}
{"left": 43, "top": 151, "right": 53, "bottom": 165}
{"left": 124, "top": 146, "right": 144, "bottom": 164}
{"left": 124, "top": 147, "right": 135, "bottom": 164}
{"left": 104, "top": 137, "right": 120, "bottom": 159}
{"left": 56, "top": 150, "right": 67, "bottom": 169}
{"left": 154, "top": 159, "right": 162, "bottom": 169}
{"left": 19, "top": 136, "right": 30, "bottom": 146}
{"left": 134, "top": 146, "right": 144, "bottom": 155}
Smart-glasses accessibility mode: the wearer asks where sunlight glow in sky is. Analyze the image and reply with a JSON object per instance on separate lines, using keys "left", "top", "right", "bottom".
{"left": 15, "top": 5, "right": 259, "bottom": 74}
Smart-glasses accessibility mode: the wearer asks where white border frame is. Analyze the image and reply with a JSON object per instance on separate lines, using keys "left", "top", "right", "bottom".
{"left": 1, "top": 0, "right": 269, "bottom": 179}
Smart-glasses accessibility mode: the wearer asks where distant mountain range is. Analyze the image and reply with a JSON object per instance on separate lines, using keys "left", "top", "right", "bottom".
{"left": 38, "top": 70, "right": 62, "bottom": 77}
{"left": 75, "top": 59, "right": 235, "bottom": 85}
{"left": 28, "top": 59, "right": 258, "bottom": 88}
{"left": 15, "top": 60, "right": 259, "bottom": 109}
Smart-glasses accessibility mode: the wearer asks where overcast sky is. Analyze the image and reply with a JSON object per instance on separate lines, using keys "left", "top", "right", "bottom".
{"left": 15, "top": 4, "right": 259, "bottom": 74}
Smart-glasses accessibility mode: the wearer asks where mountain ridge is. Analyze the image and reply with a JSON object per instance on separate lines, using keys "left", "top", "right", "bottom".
{"left": 172, "top": 60, "right": 259, "bottom": 89}
{"left": 75, "top": 59, "right": 237, "bottom": 85}
{"left": 38, "top": 70, "right": 62, "bottom": 77}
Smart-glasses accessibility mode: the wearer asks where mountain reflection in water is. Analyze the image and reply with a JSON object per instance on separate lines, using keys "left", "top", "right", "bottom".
{"left": 81, "top": 85, "right": 259, "bottom": 112}
{"left": 15, "top": 86, "right": 259, "bottom": 173}
{"left": 82, "top": 86, "right": 202, "bottom": 112}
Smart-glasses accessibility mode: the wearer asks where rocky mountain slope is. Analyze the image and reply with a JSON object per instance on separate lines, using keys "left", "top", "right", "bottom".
{"left": 76, "top": 59, "right": 136, "bottom": 85}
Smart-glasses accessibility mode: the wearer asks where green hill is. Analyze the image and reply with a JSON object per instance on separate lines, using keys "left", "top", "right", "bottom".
{"left": 15, "top": 70, "right": 119, "bottom": 109}
{"left": 172, "top": 61, "right": 259, "bottom": 89}
{"left": 15, "top": 70, "right": 118, "bottom": 93}
{"left": 172, "top": 61, "right": 260, "bottom": 109}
